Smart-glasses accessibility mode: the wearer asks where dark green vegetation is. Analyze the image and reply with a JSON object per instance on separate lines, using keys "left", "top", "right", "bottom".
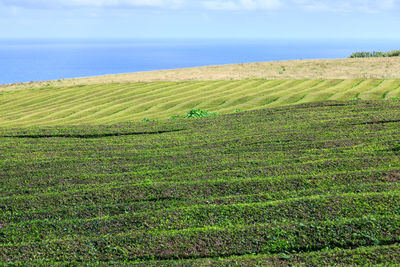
{"left": 349, "top": 50, "right": 400, "bottom": 58}
{"left": 1, "top": 100, "right": 400, "bottom": 265}
{"left": 184, "top": 109, "right": 218, "bottom": 118}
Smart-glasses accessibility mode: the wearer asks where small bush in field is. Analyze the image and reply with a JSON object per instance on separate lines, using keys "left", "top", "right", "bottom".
{"left": 184, "top": 109, "right": 218, "bottom": 118}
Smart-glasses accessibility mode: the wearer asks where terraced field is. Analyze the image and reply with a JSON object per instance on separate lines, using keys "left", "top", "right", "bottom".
{"left": 1, "top": 100, "right": 400, "bottom": 265}
{"left": 1, "top": 78, "right": 400, "bottom": 127}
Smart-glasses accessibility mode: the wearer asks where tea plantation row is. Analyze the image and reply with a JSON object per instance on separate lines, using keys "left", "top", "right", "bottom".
{"left": 0, "top": 100, "right": 399, "bottom": 265}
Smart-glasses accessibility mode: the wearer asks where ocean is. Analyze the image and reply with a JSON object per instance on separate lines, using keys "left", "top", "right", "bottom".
{"left": 1, "top": 38, "right": 399, "bottom": 85}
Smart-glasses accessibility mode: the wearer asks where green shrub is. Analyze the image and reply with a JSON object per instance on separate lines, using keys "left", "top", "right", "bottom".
{"left": 349, "top": 50, "right": 400, "bottom": 58}
{"left": 184, "top": 109, "right": 218, "bottom": 118}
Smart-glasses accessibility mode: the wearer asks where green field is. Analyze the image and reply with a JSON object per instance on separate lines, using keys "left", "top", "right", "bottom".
{"left": 1, "top": 78, "right": 400, "bottom": 127}
{"left": 1, "top": 100, "right": 400, "bottom": 265}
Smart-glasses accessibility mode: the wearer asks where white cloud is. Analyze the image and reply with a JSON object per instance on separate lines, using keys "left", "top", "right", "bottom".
{"left": 0, "top": 0, "right": 397, "bottom": 12}
{"left": 202, "top": 0, "right": 282, "bottom": 10}
{"left": 0, "top": 0, "right": 185, "bottom": 9}
{"left": 202, "top": 1, "right": 237, "bottom": 10}
{"left": 378, "top": 0, "right": 395, "bottom": 9}
{"left": 291, "top": 0, "right": 397, "bottom": 13}
{"left": 201, "top": 0, "right": 398, "bottom": 12}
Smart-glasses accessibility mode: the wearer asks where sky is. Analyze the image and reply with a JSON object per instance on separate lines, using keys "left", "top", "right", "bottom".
{"left": 0, "top": 0, "right": 399, "bottom": 39}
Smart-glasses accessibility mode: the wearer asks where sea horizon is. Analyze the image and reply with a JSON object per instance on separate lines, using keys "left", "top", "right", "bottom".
{"left": 1, "top": 37, "right": 399, "bottom": 85}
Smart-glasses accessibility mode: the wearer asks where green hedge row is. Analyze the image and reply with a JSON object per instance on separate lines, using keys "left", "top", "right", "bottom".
{"left": 1, "top": 215, "right": 399, "bottom": 262}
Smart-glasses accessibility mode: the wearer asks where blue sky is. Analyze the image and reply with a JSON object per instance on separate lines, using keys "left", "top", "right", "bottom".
{"left": 0, "top": 0, "right": 399, "bottom": 39}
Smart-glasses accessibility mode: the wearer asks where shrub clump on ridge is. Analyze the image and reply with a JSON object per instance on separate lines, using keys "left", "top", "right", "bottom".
{"left": 349, "top": 50, "right": 400, "bottom": 58}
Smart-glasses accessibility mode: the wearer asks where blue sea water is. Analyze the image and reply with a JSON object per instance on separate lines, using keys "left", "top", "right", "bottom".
{"left": 1, "top": 38, "right": 399, "bottom": 85}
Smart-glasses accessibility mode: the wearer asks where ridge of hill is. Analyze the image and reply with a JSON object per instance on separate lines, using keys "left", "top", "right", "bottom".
{"left": 1, "top": 57, "right": 400, "bottom": 91}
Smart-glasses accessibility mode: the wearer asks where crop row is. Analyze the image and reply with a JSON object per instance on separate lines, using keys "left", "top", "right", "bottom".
{"left": 1, "top": 101, "right": 399, "bottom": 263}
{"left": 1, "top": 179, "right": 397, "bottom": 225}
{"left": 1, "top": 79, "right": 400, "bottom": 127}
{"left": 143, "top": 243, "right": 400, "bottom": 266}
{"left": 1, "top": 215, "right": 399, "bottom": 262}
{"left": 1, "top": 191, "right": 399, "bottom": 244}
{"left": 5, "top": 243, "right": 400, "bottom": 266}
{"left": 2, "top": 166, "right": 399, "bottom": 214}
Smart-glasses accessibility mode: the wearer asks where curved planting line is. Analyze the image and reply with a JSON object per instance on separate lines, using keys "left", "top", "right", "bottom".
{"left": 0, "top": 83, "right": 142, "bottom": 124}
{"left": 3, "top": 191, "right": 399, "bottom": 244}
{"left": 291, "top": 79, "right": 349, "bottom": 104}
{"left": 358, "top": 79, "right": 400, "bottom": 100}
{"left": 0, "top": 83, "right": 109, "bottom": 113}
{"left": 3, "top": 170, "right": 398, "bottom": 216}
{"left": 190, "top": 79, "right": 268, "bottom": 109}
{"left": 195, "top": 80, "right": 283, "bottom": 110}
{"left": 2, "top": 215, "right": 400, "bottom": 261}
{"left": 271, "top": 80, "right": 343, "bottom": 106}
{"left": 2, "top": 155, "right": 395, "bottom": 196}
{"left": 84, "top": 80, "right": 232, "bottom": 124}
{"left": 328, "top": 79, "right": 382, "bottom": 100}
{"left": 258, "top": 80, "right": 323, "bottom": 108}
{"left": 94, "top": 80, "right": 246, "bottom": 122}
{"left": 220, "top": 80, "right": 307, "bottom": 111}
{"left": 2, "top": 79, "right": 400, "bottom": 127}
{"left": 27, "top": 82, "right": 171, "bottom": 116}
{"left": 129, "top": 80, "right": 261, "bottom": 116}
{"left": 144, "top": 80, "right": 262, "bottom": 116}
{"left": 7, "top": 140, "right": 393, "bottom": 194}
{"left": 214, "top": 80, "right": 307, "bottom": 112}
{"left": 2, "top": 153, "right": 395, "bottom": 206}
{"left": 0, "top": 89, "right": 41, "bottom": 106}
{"left": 36, "top": 81, "right": 207, "bottom": 125}
{"left": 6, "top": 187, "right": 400, "bottom": 224}
{"left": 0, "top": 86, "right": 72, "bottom": 109}
{"left": 296, "top": 79, "right": 359, "bottom": 103}
{"left": 94, "top": 80, "right": 228, "bottom": 117}
{"left": 0, "top": 84, "right": 138, "bottom": 125}
{"left": 78, "top": 81, "right": 217, "bottom": 122}
{"left": 6, "top": 82, "right": 181, "bottom": 123}
{"left": 6, "top": 82, "right": 181, "bottom": 126}
{"left": 382, "top": 80, "right": 400, "bottom": 99}
{"left": 143, "top": 243, "right": 400, "bottom": 266}
{"left": 325, "top": 79, "right": 365, "bottom": 100}
{"left": 3, "top": 181, "right": 398, "bottom": 224}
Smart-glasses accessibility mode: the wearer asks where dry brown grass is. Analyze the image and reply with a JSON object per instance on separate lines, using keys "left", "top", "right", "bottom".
{"left": 2, "top": 57, "right": 400, "bottom": 91}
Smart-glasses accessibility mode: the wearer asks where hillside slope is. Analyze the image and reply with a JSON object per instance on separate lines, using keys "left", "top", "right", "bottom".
{"left": 1, "top": 57, "right": 400, "bottom": 91}
{"left": 1, "top": 79, "right": 400, "bottom": 127}
{"left": 1, "top": 101, "right": 400, "bottom": 265}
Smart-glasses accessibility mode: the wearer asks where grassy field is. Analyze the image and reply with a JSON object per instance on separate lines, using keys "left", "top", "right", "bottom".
{"left": 1, "top": 57, "right": 400, "bottom": 91}
{"left": 1, "top": 56, "right": 400, "bottom": 265}
{"left": 1, "top": 78, "right": 400, "bottom": 127}
{"left": 1, "top": 100, "right": 400, "bottom": 265}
